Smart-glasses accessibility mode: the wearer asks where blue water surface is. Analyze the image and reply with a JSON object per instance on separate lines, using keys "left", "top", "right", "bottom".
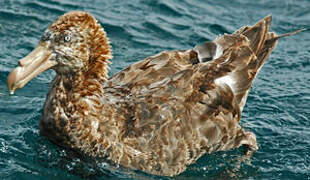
{"left": 0, "top": 0, "right": 309, "bottom": 179}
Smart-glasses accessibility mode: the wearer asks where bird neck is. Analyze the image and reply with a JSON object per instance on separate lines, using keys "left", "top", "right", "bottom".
{"left": 61, "top": 70, "right": 105, "bottom": 96}
{"left": 40, "top": 71, "right": 107, "bottom": 147}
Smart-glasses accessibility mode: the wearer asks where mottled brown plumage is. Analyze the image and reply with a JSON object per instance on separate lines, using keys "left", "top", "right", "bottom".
{"left": 7, "top": 11, "right": 302, "bottom": 176}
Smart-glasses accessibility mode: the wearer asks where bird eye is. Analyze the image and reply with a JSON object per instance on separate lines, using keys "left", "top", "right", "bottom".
{"left": 64, "top": 35, "right": 71, "bottom": 42}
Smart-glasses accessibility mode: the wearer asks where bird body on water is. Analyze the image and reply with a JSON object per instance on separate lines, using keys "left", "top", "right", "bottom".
{"left": 7, "top": 11, "right": 302, "bottom": 176}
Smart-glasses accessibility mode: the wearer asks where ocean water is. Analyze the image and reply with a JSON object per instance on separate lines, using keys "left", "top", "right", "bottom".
{"left": 0, "top": 0, "right": 309, "bottom": 179}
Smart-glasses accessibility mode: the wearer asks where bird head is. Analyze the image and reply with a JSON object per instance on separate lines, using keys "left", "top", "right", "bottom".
{"left": 7, "top": 11, "right": 112, "bottom": 94}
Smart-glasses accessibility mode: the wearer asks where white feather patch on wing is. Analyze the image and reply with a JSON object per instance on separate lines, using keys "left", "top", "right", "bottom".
{"left": 213, "top": 43, "right": 223, "bottom": 60}
{"left": 214, "top": 74, "right": 235, "bottom": 92}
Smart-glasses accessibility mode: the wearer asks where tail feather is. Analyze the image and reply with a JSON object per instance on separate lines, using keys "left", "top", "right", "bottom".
{"left": 242, "top": 15, "right": 272, "bottom": 54}
{"left": 198, "top": 15, "right": 304, "bottom": 112}
{"left": 269, "top": 28, "right": 306, "bottom": 40}
{"left": 230, "top": 17, "right": 304, "bottom": 111}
